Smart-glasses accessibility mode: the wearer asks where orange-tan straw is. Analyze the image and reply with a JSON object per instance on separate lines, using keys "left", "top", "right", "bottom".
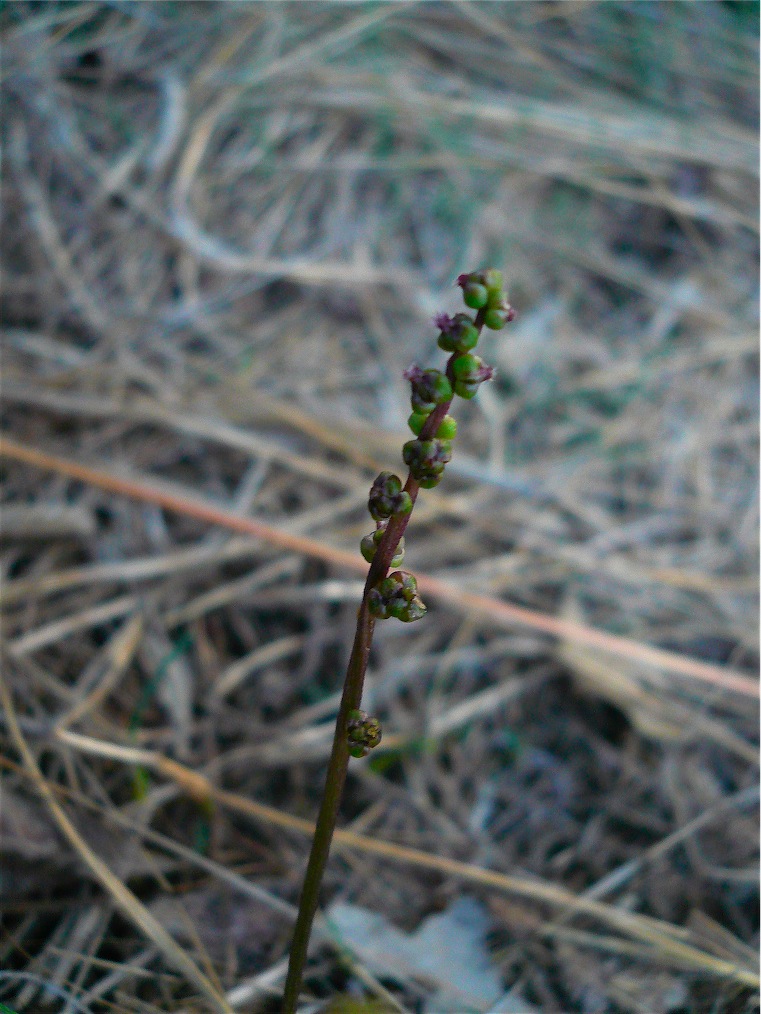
{"left": 1, "top": 434, "right": 756, "bottom": 699}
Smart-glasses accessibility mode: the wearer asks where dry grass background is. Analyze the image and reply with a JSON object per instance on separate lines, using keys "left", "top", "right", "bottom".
{"left": 0, "top": 2, "right": 759, "bottom": 1012}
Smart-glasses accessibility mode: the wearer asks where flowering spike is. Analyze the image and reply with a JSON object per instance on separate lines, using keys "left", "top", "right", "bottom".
{"left": 285, "top": 267, "right": 516, "bottom": 1007}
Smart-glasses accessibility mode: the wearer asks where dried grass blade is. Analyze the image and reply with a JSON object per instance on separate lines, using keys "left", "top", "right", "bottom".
{"left": 0, "top": 675, "right": 233, "bottom": 1014}
{"left": 45, "top": 733, "right": 759, "bottom": 989}
{"left": 1, "top": 435, "right": 753, "bottom": 698}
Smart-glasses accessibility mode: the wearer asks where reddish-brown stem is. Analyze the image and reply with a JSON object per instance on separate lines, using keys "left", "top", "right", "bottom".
{"left": 281, "top": 597, "right": 374, "bottom": 1010}
{"left": 282, "top": 485, "right": 418, "bottom": 1009}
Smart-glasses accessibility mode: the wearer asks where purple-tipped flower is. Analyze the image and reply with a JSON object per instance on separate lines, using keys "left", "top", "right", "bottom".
{"left": 436, "top": 312, "right": 479, "bottom": 354}
{"left": 405, "top": 364, "right": 452, "bottom": 413}
{"left": 403, "top": 363, "right": 422, "bottom": 382}
{"left": 476, "top": 361, "right": 495, "bottom": 383}
{"left": 452, "top": 354, "right": 495, "bottom": 399}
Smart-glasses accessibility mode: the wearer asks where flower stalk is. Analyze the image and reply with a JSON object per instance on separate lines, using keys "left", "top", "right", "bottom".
{"left": 282, "top": 270, "right": 514, "bottom": 1010}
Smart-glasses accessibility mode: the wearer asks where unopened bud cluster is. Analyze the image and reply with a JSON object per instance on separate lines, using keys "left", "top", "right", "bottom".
{"left": 347, "top": 709, "right": 382, "bottom": 758}
{"left": 349, "top": 709, "right": 383, "bottom": 758}
{"left": 368, "top": 570, "right": 427, "bottom": 622}
{"left": 456, "top": 269, "right": 516, "bottom": 330}
{"left": 402, "top": 436, "right": 452, "bottom": 488}
{"left": 368, "top": 471, "right": 413, "bottom": 522}
{"left": 451, "top": 353, "right": 495, "bottom": 400}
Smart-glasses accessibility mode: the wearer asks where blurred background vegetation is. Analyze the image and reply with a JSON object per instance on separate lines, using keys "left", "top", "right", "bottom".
{"left": 1, "top": 2, "right": 758, "bottom": 1012}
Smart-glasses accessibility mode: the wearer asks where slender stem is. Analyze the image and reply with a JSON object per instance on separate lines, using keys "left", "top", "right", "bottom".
{"left": 282, "top": 488, "right": 420, "bottom": 1010}
{"left": 281, "top": 599, "right": 374, "bottom": 1010}
{"left": 283, "top": 308, "right": 488, "bottom": 1009}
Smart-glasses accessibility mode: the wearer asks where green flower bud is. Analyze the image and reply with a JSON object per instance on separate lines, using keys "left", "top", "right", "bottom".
{"left": 431, "top": 374, "right": 452, "bottom": 403}
{"left": 482, "top": 268, "right": 503, "bottom": 296}
{"left": 483, "top": 308, "right": 508, "bottom": 330}
{"left": 452, "top": 354, "right": 479, "bottom": 380}
{"left": 455, "top": 322, "right": 479, "bottom": 352}
{"left": 435, "top": 415, "right": 457, "bottom": 440}
{"left": 405, "top": 365, "right": 452, "bottom": 413}
{"left": 360, "top": 532, "right": 377, "bottom": 563}
{"left": 387, "top": 599, "right": 408, "bottom": 620}
{"left": 403, "top": 438, "right": 452, "bottom": 483}
{"left": 463, "top": 282, "right": 489, "bottom": 310}
{"left": 410, "top": 412, "right": 457, "bottom": 440}
{"left": 388, "top": 596, "right": 427, "bottom": 621}
{"left": 408, "top": 411, "right": 429, "bottom": 435}
{"left": 453, "top": 380, "right": 479, "bottom": 399}
{"left": 436, "top": 312, "right": 479, "bottom": 353}
{"left": 452, "top": 354, "right": 495, "bottom": 398}
{"left": 395, "top": 491, "right": 413, "bottom": 516}
{"left": 401, "top": 597, "right": 427, "bottom": 621}
{"left": 361, "top": 525, "right": 405, "bottom": 565}
{"left": 418, "top": 474, "right": 443, "bottom": 488}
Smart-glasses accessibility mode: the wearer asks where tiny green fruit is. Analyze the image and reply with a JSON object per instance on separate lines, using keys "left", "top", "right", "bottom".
{"left": 454, "top": 380, "right": 478, "bottom": 399}
{"left": 483, "top": 268, "right": 503, "bottom": 294}
{"left": 463, "top": 282, "right": 488, "bottom": 309}
{"left": 455, "top": 323, "right": 479, "bottom": 352}
{"left": 452, "top": 354, "right": 479, "bottom": 379}
{"left": 360, "top": 534, "right": 377, "bottom": 562}
{"left": 429, "top": 373, "right": 453, "bottom": 404}
{"left": 483, "top": 308, "right": 508, "bottom": 330}
{"left": 435, "top": 415, "right": 457, "bottom": 439}
{"left": 408, "top": 411, "right": 428, "bottom": 435}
